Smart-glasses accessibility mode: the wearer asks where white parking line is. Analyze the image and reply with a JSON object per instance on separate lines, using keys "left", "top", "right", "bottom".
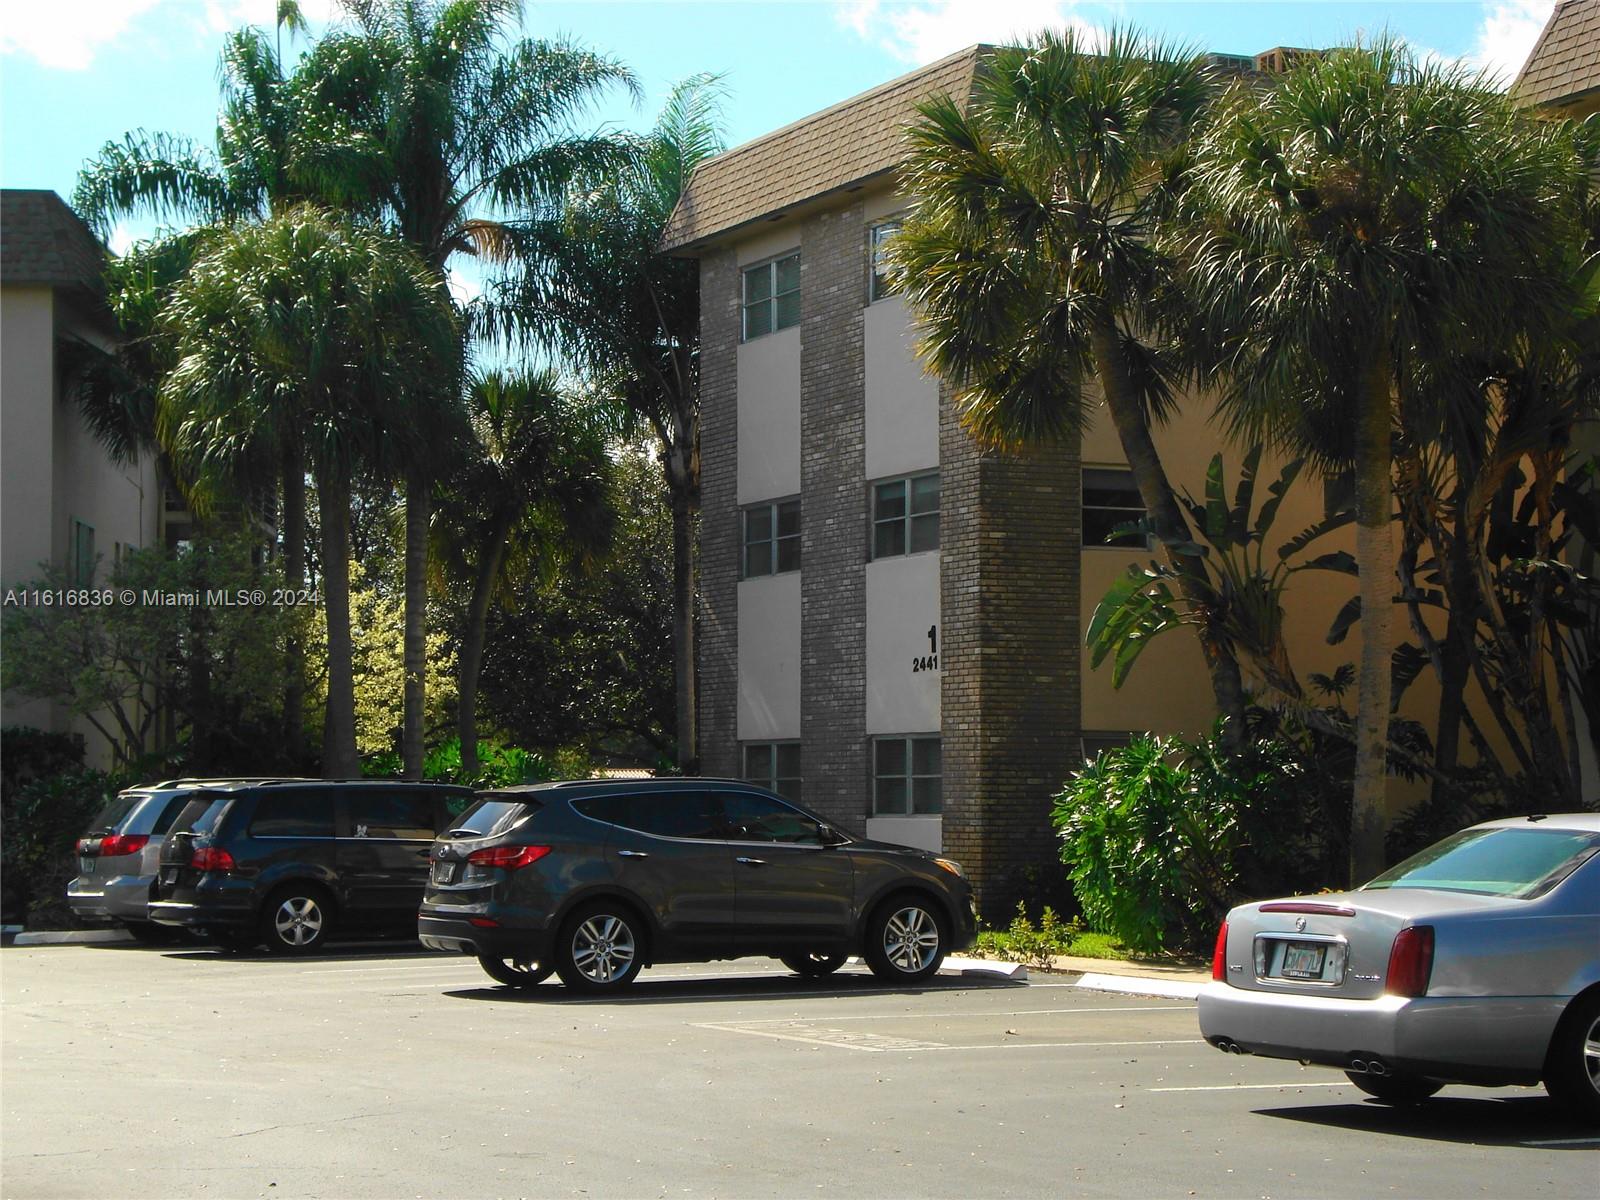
{"left": 1148, "top": 1081, "right": 1351, "bottom": 1092}
{"left": 1522, "top": 1137, "right": 1600, "bottom": 1147}
{"left": 921, "top": 1039, "right": 1207, "bottom": 1052}
{"left": 717, "top": 1006, "right": 1194, "bottom": 1023}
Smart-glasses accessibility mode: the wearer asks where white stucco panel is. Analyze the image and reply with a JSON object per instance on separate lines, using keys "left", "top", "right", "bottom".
{"left": 736, "top": 324, "right": 801, "bottom": 504}
{"left": 864, "top": 296, "right": 939, "bottom": 482}
{"left": 865, "top": 815, "right": 943, "bottom": 854}
{"left": 737, "top": 572, "right": 801, "bottom": 741}
{"left": 865, "top": 552, "right": 941, "bottom": 734}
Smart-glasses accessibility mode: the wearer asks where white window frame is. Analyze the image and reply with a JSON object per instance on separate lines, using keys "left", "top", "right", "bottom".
{"left": 871, "top": 735, "right": 942, "bottom": 816}
{"left": 742, "top": 498, "right": 801, "bottom": 578}
{"left": 741, "top": 251, "right": 801, "bottom": 341}
{"left": 871, "top": 471, "right": 939, "bottom": 560}
{"left": 742, "top": 741, "right": 802, "bottom": 803}
{"left": 1082, "top": 466, "right": 1148, "bottom": 549}
{"left": 868, "top": 218, "right": 903, "bottom": 303}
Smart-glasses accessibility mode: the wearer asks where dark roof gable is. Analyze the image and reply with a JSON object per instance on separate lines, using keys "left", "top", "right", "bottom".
{"left": 1514, "top": 0, "right": 1600, "bottom": 109}
{"left": 1, "top": 189, "right": 107, "bottom": 292}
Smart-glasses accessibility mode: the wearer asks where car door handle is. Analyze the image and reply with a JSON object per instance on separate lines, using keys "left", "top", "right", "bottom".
{"left": 617, "top": 849, "right": 649, "bottom": 858}
{"left": 736, "top": 856, "right": 767, "bottom": 867}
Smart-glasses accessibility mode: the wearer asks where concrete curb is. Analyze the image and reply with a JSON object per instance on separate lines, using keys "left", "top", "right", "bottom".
{"left": 1068, "top": 971, "right": 1202, "bottom": 1000}
{"left": 8, "top": 929, "right": 134, "bottom": 947}
{"left": 941, "top": 955, "right": 1028, "bottom": 981}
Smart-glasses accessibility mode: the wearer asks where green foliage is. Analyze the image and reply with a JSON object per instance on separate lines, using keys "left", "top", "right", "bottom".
{"left": 974, "top": 903, "right": 1103, "bottom": 969}
{"left": 360, "top": 737, "right": 575, "bottom": 792}
{"left": 1, "top": 537, "right": 290, "bottom": 767}
{"left": 1052, "top": 723, "right": 1348, "bottom": 954}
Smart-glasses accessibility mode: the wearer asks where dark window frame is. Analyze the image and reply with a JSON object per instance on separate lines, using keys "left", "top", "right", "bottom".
{"left": 868, "top": 218, "right": 903, "bottom": 303}
{"left": 871, "top": 471, "right": 940, "bottom": 560}
{"left": 871, "top": 735, "right": 942, "bottom": 816}
{"left": 741, "top": 498, "right": 801, "bottom": 578}
{"left": 741, "top": 251, "right": 801, "bottom": 341}
{"left": 1082, "top": 466, "right": 1148, "bottom": 549}
{"left": 741, "top": 741, "right": 802, "bottom": 803}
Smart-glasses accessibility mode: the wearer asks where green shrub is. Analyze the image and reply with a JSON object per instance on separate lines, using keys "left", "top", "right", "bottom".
{"left": 973, "top": 902, "right": 1125, "bottom": 968}
{"left": 361, "top": 738, "right": 581, "bottom": 792}
{"left": 1, "top": 767, "right": 117, "bottom": 927}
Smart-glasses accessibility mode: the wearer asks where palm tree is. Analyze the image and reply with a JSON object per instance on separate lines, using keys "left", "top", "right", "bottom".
{"left": 73, "top": 2, "right": 320, "bottom": 761}
{"left": 1180, "top": 41, "right": 1582, "bottom": 878}
{"left": 435, "top": 371, "right": 614, "bottom": 775}
{"left": 498, "top": 73, "right": 726, "bottom": 771}
{"left": 160, "top": 206, "right": 460, "bottom": 777}
{"left": 293, "top": 0, "right": 637, "bottom": 776}
{"left": 887, "top": 28, "right": 1250, "bottom": 746}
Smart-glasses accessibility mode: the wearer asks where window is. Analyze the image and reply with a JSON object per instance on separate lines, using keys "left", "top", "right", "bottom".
{"left": 347, "top": 792, "right": 439, "bottom": 840}
{"left": 574, "top": 792, "right": 724, "bottom": 841}
{"left": 1082, "top": 732, "right": 1133, "bottom": 764}
{"left": 869, "top": 219, "right": 902, "bottom": 302}
{"left": 723, "top": 792, "right": 820, "bottom": 844}
{"left": 1083, "top": 468, "right": 1146, "bottom": 547}
{"left": 1365, "top": 828, "right": 1600, "bottom": 900}
{"left": 873, "top": 736, "right": 941, "bottom": 816}
{"left": 742, "top": 252, "right": 800, "bottom": 340}
{"left": 872, "top": 473, "right": 939, "bottom": 559}
{"left": 151, "top": 796, "right": 194, "bottom": 836}
{"left": 743, "top": 500, "right": 801, "bottom": 578}
{"left": 69, "top": 518, "right": 95, "bottom": 584}
{"left": 743, "top": 742, "right": 802, "bottom": 803}
{"left": 1323, "top": 471, "right": 1355, "bottom": 521}
{"left": 248, "top": 792, "right": 335, "bottom": 838}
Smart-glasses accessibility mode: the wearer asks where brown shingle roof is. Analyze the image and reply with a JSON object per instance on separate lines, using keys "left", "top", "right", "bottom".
{"left": 660, "top": 45, "right": 993, "bottom": 254}
{"left": 1, "top": 189, "right": 106, "bottom": 292}
{"left": 1513, "top": 0, "right": 1600, "bottom": 109}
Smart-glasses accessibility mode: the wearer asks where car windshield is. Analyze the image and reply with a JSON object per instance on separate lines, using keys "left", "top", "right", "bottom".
{"left": 87, "top": 793, "right": 143, "bottom": 833}
{"left": 447, "top": 798, "right": 537, "bottom": 838}
{"left": 1364, "top": 826, "right": 1600, "bottom": 898}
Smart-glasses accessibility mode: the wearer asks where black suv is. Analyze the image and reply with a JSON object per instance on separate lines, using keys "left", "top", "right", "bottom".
{"left": 150, "top": 780, "right": 471, "bottom": 953}
{"left": 417, "top": 778, "right": 977, "bottom": 991}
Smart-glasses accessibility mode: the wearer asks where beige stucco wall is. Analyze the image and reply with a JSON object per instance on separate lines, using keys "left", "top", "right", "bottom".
{"left": 2, "top": 287, "right": 58, "bottom": 591}
{"left": 736, "top": 572, "right": 802, "bottom": 740}
{"left": 864, "top": 294, "right": 940, "bottom": 481}
{"left": 865, "top": 550, "right": 941, "bottom": 735}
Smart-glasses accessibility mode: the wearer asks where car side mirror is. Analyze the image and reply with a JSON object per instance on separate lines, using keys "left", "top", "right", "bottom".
{"left": 817, "top": 823, "right": 847, "bottom": 847}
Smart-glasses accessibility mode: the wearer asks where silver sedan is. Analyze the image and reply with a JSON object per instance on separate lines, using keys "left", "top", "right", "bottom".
{"left": 1197, "top": 813, "right": 1600, "bottom": 1122}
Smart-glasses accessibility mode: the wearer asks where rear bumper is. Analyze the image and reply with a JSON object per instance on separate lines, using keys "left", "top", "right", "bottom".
{"left": 149, "top": 878, "right": 256, "bottom": 930}
{"left": 67, "top": 874, "right": 154, "bottom": 923}
{"left": 1196, "top": 982, "right": 1562, "bottom": 1085}
{"left": 417, "top": 909, "right": 554, "bottom": 959}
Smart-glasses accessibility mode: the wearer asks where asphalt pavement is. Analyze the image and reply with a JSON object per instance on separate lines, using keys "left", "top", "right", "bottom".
{"left": 2, "top": 942, "right": 1595, "bottom": 1199}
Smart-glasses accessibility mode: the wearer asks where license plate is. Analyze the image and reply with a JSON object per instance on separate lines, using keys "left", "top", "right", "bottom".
{"left": 1280, "top": 941, "right": 1327, "bottom": 979}
{"left": 80, "top": 859, "right": 96, "bottom": 876}
{"left": 432, "top": 861, "right": 459, "bottom": 885}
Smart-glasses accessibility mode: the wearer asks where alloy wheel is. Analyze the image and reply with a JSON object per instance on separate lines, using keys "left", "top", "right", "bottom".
{"left": 883, "top": 905, "right": 940, "bottom": 974}
{"left": 570, "top": 914, "right": 637, "bottom": 984}
{"left": 273, "top": 896, "right": 324, "bottom": 949}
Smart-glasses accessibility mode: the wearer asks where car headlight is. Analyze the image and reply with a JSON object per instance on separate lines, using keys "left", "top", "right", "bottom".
{"left": 933, "top": 857, "right": 965, "bottom": 878}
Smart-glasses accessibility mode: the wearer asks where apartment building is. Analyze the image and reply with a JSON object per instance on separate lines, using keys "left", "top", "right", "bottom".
{"left": 1, "top": 189, "right": 166, "bottom": 762}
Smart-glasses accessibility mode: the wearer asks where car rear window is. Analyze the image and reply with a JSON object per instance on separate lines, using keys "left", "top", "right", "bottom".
{"left": 248, "top": 792, "right": 336, "bottom": 838}
{"left": 1364, "top": 827, "right": 1600, "bottom": 898}
{"left": 172, "top": 796, "right": 231, "bottom": 837}
{"left": 449, "top": 798, "right": 539, "bottom": 838}
{"left": 88, "top": 794, "right": 143, "bottom": 833}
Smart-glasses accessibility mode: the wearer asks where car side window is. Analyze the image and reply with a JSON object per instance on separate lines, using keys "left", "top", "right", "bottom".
{"left": 345, "top": 792, "right": 439, "bottom": 840}
{"left": 722, "top": 793, "right": 822, "bottom": 845}
{"left": 576, "top": 792, "right": 724, "bottom": 840}
{"left": 248, "top": 792, "right": 336, "bottom": 838}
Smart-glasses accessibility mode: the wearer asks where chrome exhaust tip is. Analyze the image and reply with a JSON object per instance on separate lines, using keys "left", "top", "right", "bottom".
{"left": 1367, "top": 1058, "right": 1389, "bottom": 1077}
{"left": 1349, "top": 1058, "right": 1368, "bottom": 1073}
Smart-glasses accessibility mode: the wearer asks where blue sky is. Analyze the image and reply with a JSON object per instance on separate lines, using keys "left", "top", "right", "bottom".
{"left": 1, "top": 0, "right": 1554, "bottom": 252}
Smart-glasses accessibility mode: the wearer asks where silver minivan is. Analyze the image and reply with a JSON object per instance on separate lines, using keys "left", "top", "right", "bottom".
{"left": 67, "top": 779, "right": 290, "bottom": 941}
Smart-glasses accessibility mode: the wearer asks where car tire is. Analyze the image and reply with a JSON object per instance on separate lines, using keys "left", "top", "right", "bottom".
{"left": 260, "top": 884, "right": 335, "bottom": 955}
{"left": 780, "top": 952, "right": 848, "bottom": 978}
{"left": 863, "top": 894, "right": 947, "bottom": 984}
{"left": 554, "top": 902, "right": 645, "bottom": 992}
{"left": 1543, "top": 991, "right": 1600, "bottom": 1125}
{"left": 477, "top": 954, "right": 555, "bottom": 988}
{"left": 1343, "top": 1071, "right": 1444, "bottom": 1104}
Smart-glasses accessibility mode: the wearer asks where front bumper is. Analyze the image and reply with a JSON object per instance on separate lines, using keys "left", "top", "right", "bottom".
{"left": 1196, "top": 981, "right": 1562, "bottom": 1085}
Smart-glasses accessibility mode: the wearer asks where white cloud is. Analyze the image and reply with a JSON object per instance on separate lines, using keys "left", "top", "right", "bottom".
{"left": 835, "top": 0, "right": 1103, "bottom": 65}
{"left": 107, "top": 224, "right": 136, "bottom": 257}
{"left": 0, "top": 0, "right": 165, "bottom": 71}
{"left": 1469, "top": 0, "right": 1555, "bottom": 86}
{"left": 0, "top": 0, "right": 342, "bottom": 71}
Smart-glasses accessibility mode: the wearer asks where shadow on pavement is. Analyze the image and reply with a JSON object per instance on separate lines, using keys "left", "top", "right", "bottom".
{"left": 148, "top": 940, "right": 449, "bottom": 965}
{"left": 1256, "top": 1094, "right": 1598, "bottom": 1149}
{"left": 443, "top": 968, "right": 1026, "bottom": 1006}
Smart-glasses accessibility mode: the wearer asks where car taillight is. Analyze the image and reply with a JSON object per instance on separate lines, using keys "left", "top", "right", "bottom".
{"left": 1386, "top": 925, "right": 1434, "bottom": 997}
{"left": 466, "top": 844, "right": 551, "bottom": 871}
{"left": 1212, "top": 921, "right": 1229, "bottom": 981}
{"left": 97, "top": 834, "right": 149, "bottom": 857}
{"left": 189, "top": 847, "right": 236, "bottom": 873}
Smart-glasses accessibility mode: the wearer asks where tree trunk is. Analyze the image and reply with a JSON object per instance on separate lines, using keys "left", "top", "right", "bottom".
{"left": 281, "top": 436, "right": 306, "bottom": 768}
{"left": 402, "top": 469, "right": 429, "bottom": 780}
{"left": 1350, "top": 360, "right": 1395, "bottom": 884}
{"left": 1428, "top": 503, "right": 1472, "bottom": 807}
{"left": 1088, "top": 318, "right": 1248, "bottom": 747}
{"left": 670, "top": 485, "right": 698, "bottom": 773}
{"left": 318, "top": 466, "right": 359, "bottom": 779}
{"left": 457, "top": 513, "right": 511, "bottom": 779}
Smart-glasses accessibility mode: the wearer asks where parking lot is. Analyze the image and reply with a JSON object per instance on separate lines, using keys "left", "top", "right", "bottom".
{"left": 3, "top": 942, "right": 1596, "bottom": 1199}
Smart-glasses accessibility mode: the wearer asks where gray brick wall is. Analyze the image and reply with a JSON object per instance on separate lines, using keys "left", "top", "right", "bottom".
{"left": 697, "top": 249, "right": 740, "bottom": 780}
{"left": 940, "top": 379, "right": 1083, "bottom": 920}
{"left": 798, "top": 203, "right": 869, "bottom": 826}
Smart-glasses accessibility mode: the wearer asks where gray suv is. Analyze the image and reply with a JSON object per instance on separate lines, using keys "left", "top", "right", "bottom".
{"left": 417, "top": 778, "right": 978, "bottom": 992}
{"left": 67, "top": 779, "right": 283, "bottom": 942}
